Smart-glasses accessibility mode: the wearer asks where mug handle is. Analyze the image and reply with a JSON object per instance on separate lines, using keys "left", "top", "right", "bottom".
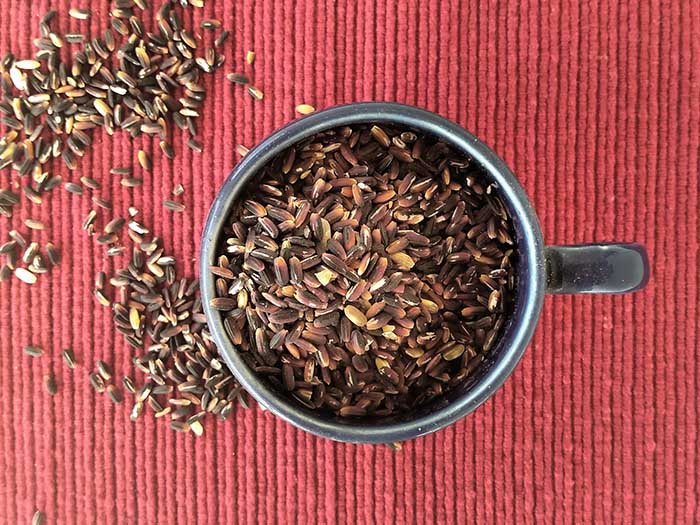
{"left": 544, "top": 243, "right": 649, "bottom": 294}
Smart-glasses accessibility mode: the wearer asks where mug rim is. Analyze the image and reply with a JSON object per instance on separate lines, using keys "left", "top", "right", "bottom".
{"left": 200, "top": 102, "right": 546, "bottom": 443}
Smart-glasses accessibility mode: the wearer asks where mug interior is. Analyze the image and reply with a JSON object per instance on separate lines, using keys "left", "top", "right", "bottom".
{"left": 200, "top": 102, "right": 545, "bottom": 443}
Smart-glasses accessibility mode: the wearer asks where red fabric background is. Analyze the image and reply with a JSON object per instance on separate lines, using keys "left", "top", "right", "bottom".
{"left": 1, "top": 1, "right": 698, "bottom": 523}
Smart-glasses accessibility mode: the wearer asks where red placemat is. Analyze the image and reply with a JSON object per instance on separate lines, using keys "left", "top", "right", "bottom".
{"left": 1, "top": 1, "right": 698, "bottom": 523}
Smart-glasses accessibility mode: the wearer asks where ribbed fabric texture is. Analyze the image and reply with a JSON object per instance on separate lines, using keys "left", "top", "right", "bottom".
{"left": 0, "top": 1, "right": 698, "bottom": 523}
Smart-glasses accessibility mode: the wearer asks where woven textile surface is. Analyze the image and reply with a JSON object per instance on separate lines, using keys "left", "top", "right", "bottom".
{"left": 0, "top": 1, "right": 698, "bottom": 523}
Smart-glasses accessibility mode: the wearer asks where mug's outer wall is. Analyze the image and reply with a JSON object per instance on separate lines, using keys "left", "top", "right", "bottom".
{"left": 200, "top": 102, "right": 546, "bottom": 443}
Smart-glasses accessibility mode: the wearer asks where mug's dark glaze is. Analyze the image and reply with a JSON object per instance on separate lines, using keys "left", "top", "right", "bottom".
{"left": 200, "top": 103, "right": 648, "bottom": 444}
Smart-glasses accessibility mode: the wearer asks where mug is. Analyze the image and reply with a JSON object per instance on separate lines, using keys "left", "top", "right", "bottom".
{"left": 200, "top": 102, "right": 649, "bottom": 444}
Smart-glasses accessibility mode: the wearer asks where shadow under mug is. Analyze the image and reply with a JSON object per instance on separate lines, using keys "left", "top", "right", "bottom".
{"left": 200, "top": 102, "right": 649, "bottom": 444}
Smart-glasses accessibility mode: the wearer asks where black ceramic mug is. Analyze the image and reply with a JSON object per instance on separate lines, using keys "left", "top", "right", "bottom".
{"left": 200, "top": 102, "right": 649, "bottom": 444}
